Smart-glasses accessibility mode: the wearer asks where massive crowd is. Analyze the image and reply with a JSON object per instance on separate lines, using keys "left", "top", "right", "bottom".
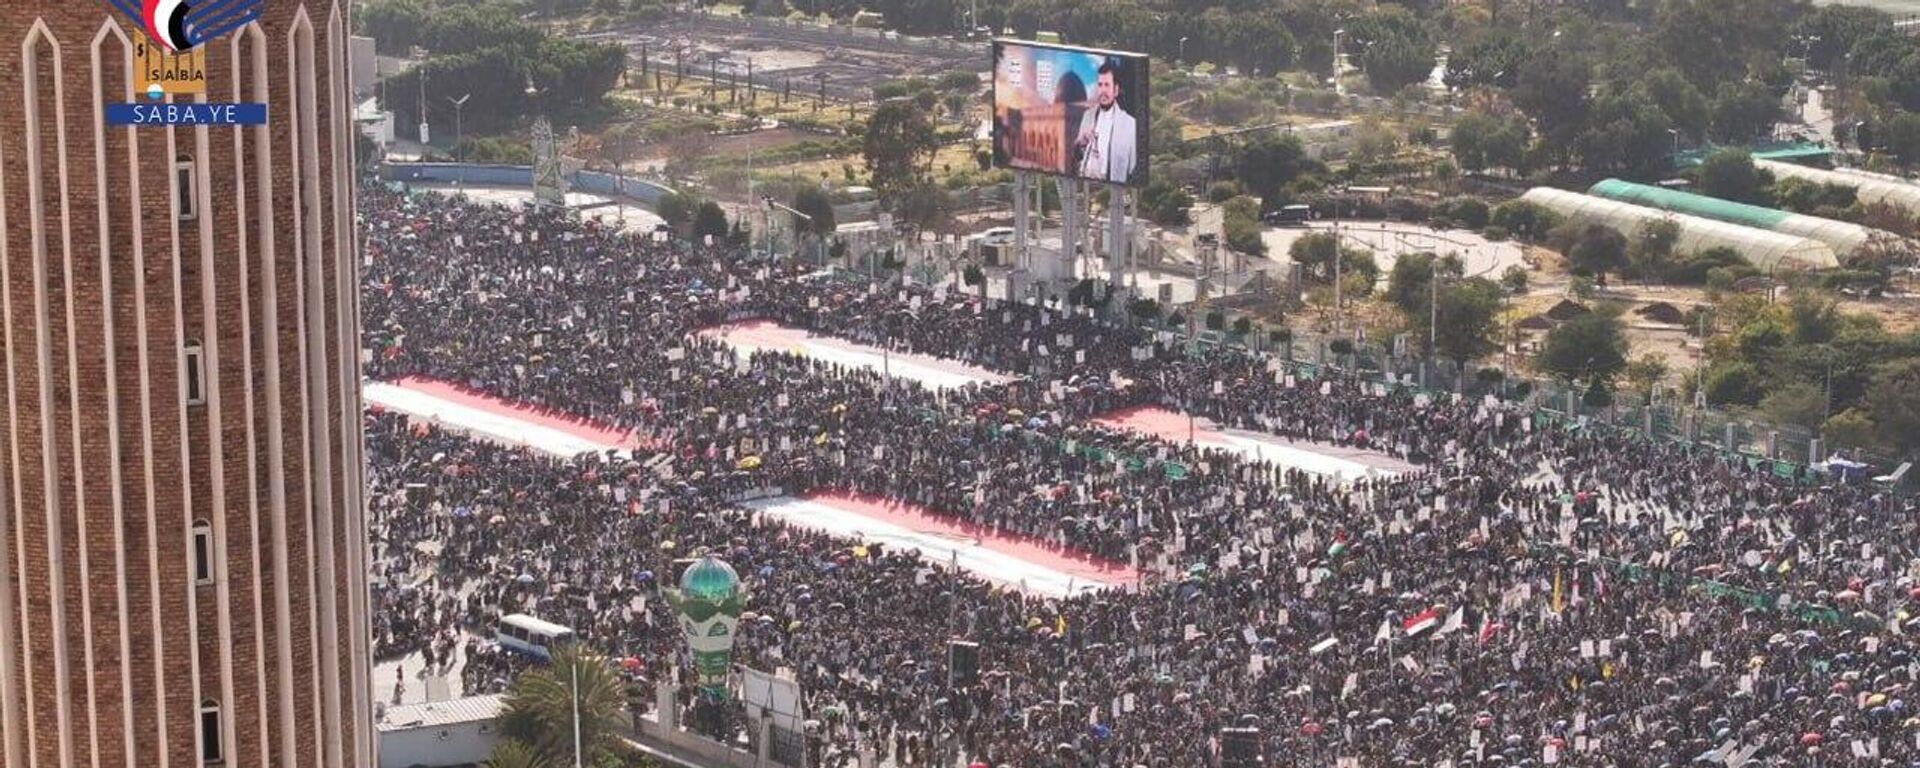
{"left": 362, "top": 183, "right": 1920, "bottom": 767}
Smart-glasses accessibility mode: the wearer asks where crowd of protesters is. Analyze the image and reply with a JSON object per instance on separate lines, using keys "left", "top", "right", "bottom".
{"left": 362, "top": 183, "right": 1920, "bottom": 767}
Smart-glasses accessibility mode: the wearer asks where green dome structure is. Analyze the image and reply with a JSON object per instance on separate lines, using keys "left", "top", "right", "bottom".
{"left": 667, "top": 555, "right": 748, "bottom": 701}
{"left": 680, "top": 556, "right": 742, "bottom": 602}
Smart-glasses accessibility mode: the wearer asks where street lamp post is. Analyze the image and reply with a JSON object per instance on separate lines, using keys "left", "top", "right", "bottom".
{"left": 1178, "top": 36, "right": 1189, "bottom": 65}
{"left": 447, "top": 93, "right": 470, "bottom": 162}
{"left": 571, "top": 661, "right": 584, "bottom": 768}
{"left": 1331, "top": 28, "right": 1345, "bottom": 90}
{"left": 1429, "top": 264, "right": 1442, "bottom": 387}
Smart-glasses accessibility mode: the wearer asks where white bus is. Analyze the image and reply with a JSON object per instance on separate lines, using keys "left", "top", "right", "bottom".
{"left": 495, "top": 614, "right": 576, "bottom": 660}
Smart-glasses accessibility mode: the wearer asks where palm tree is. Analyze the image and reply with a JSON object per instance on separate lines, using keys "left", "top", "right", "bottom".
{"left": 499, "top": 645, "right": 633, "bottom": 767}
{"left": 484, "top": 739, "right": 550, "bottom": 768}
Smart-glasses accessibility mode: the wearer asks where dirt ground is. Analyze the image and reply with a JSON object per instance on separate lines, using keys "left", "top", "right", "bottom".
{"left": 600, "top": 14, "right": 985, "bottom": 104}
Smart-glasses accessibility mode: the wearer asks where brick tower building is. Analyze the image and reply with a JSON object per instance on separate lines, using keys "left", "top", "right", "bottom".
{"left": 0, "top": 2, "right": 372, "bottom": 767}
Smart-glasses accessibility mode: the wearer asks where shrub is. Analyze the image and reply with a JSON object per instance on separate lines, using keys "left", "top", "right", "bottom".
{"left": 1440, "top": 198, "right": 1491, "bottom": 230}
{"left": 1500, "top": 265, "right": 1529, "bottom": 293}
{"left": 1490, "top": 200, "right": 1561, "bottom": 242}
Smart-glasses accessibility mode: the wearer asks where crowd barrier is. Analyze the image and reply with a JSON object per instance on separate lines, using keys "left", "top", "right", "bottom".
{"left": 381, "top": 163, "right": 678, "bottom": 207}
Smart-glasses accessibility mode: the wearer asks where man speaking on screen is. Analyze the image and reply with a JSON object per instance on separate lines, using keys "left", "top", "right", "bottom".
{"left": 1073, "top": 57, "right": 1137, "bottom": 184}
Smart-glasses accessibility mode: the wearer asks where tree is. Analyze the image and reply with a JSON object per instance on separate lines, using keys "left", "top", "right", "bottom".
{"left": 1490, "top": 200, "right": 1561, "bottom": 242}
{"left": 484, "top": 740, "right": 550, "bottom": 768}
{"left": 1445, "top": 33, "right": 1528, "bottom": 90}
{"left": 1795, "top": 5, "right": 1893, "bottom": 71}
{"left": 1562, "top": 224, "right": 1629, "bottom": 281}
{"left": 1222, "top": 196, "right": 1267, "bottom": 256}
{"left": 1631, "top": 68, "right": 1709, "bottom": 141}
{"left": 791, "top": 186, "right": 837, "bottom": 239}
{"left": 1704, "top": 361, "right": 1766, "bottom": 406}
{"left": 1357, "top": 31, "right": 1437, "bottom": 94}
{"left": 1697, "top": 142, "right": 1766, "bottom": 199}
{"left": 1652, "top": 0, "right": 1795, "bottom": 90}
{"left": 1824, "top": 409, "right": 1878, "bottom": 451}
{"left": 893, "top": 179, "right": 951, "bottom": 236}
{"left": 1624, "top": 353, "right": 1670, "bottom": 398}
{"left": 1501, "top": 265, "right": 1530, "bottom": 293}
{"left": 384, "top": 32, "right": 625, "bottom": 137}
{"left": 1787, "top": 291, "right": 1841, "bottom": 345}
{"left": 1233, "top": 135, "right": 1310, "bottom": 202}
{"left": 1628, "top": 219, "right": 1681, "bottom": 280}
{"left": 1709, "top": 82, "right": 1782, "bottom": 144}
{"left": 499, "top": 646, "right": 631, "bottom": 766}
{"left": 359, "top": 0, "right": 431, "bottom": 54}
{"left": 1129, "top": 297, "right": 1161, "bottom": 322}
{"left": 1539, "top": 313, "right": 1629, "bottom": 382}
{"left": 1385, "top": 251, "right": 1455, "bottom": 318}
{"left": 1349, "top": 122, "right": 1402, "bottom": 170}
{"left": 657, "top": 192, "right": 697, "bottom": 233}
{"left": 692, "top": 201, "right": 730, "bottom": 243}
{"left": 1582, "top": 377, "right": 1615, "bottom": 408}
{"left": 873, "top": 0, "right": 959, "bottom": 34}
{"left": 1759, "top": 382, "right": 1828, "bottom": 429}
{"left": 862, "top": 100, "right": 939, "bottom": 205}
{"left": 1450, "top": 111, "right": 1530, "bottom": 175}
{"left": 1574, "top": 88, "right": 1675, "bottom": 177}
{"left": 1139, "top": 179, "right": 1194, "bottom": 227}
{"left": 1865, "top": 358, "right": 1920, "bottom": 453}
{"left": 1289, "top": 232, "right": 1341, "bottom": 282}
{"left": 1883, "top": 111, "right": 1920, "bottom": 168}
{"left": 1514, "top": 52, "right": 1592, "bottom": 151}
{"left": 1432, "top": 277, "right": 1505, "bottom": 366}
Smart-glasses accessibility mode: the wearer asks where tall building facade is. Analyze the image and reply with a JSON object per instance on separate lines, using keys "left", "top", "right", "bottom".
{"left": 0, "top": 2, "right": 372, "bottom": 767}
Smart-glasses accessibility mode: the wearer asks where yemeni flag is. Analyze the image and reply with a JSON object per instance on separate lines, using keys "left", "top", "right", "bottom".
{"left": 1402, "top": 606, "right": 1441, "bottom": 638}
{"left": 1478, "top": 617, "right": 1504, "bottom": 646}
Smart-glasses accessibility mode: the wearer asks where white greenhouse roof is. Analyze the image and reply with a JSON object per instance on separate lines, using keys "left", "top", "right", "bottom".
{"left": 1520, "top": 187, "right": 1839, "bottom": 271}
{"left": 1757, "top": 159, "right": 1920, "bottom": 220}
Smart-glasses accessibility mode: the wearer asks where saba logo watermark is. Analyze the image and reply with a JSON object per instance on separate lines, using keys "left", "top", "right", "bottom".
{"left": 101, "top": 0, "right": 270, "bottom": 126}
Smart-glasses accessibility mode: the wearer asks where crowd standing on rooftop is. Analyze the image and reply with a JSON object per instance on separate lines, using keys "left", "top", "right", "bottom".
{"left": 361, "top": 184, "right": 1920, "bottom": 767}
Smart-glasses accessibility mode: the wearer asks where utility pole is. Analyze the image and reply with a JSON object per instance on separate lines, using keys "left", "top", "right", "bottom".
{"left": 1823, "top": 348, "right": 1834, "bottom": 425}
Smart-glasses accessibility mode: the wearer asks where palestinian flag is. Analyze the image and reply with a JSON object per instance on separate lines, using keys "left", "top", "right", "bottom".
{"left": 1327, "top": 531, "right": 1350, "bottom": 559}
{"left": 1402, "top": 607, "right": 1441, "bottom": 637}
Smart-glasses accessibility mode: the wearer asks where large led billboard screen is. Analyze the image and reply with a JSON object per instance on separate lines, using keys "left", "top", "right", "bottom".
{"left": 991, "top": 40, "right": 1150, "bottom": 187}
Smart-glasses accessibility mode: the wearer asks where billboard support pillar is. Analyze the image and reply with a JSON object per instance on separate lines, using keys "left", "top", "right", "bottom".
{"left": 1059, "top": 177, "right": 1079, "bottom": 293}
{"left": 1014, "top": 171, "right": 1031, "bottom": 275}
{"left": 1108, "top": 182, "right": 1129, "bottom": 310}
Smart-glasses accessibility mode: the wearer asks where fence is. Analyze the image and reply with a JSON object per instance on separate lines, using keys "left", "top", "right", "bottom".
{"left": 1530, "top": 540, "right": 1868, "bottom": 629}
{"left": 382, "top": 163, "right": 679, "bottom": 207}
{"left": 1113, "top": 313, "right": 1912, "bottom": 486}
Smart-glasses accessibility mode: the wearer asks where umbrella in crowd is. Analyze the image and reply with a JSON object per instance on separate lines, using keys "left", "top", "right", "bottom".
{"left": 360, "top": 182, "right": 1920, "bottom": 768}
